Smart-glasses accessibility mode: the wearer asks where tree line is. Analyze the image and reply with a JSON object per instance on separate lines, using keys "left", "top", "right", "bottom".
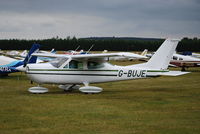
{"left": 0, "top": 37, "right": 199, "bottom": 52}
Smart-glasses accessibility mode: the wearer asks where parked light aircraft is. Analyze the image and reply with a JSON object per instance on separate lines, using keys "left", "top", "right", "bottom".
{"left": 0, "top": 49, "right": 3, "bottom": 55}
{"left": 18, "top": 48, "right": 56, "bottom": 62}
{"left": 182, "top": 52, "right": 200, "bottom": 59}
{"left": 0, "top": 44, "right": 40, "bottom": 76}
{"left": 18, "top": 39, "right": 189, "bottom": 94}
{"left": 5, "top": 50, "right": 20, "bottom": 57}
{"left": 62, "top": 45, "right": 92, "bottom": 55}
{"left": 19, "top": 50, "right": 28, "bottom": 58}
{"left": 170, "top": 53, "right": 200, "bottom": 71}
{"left": 36, "top": 49, "right": 56, "bottom": 62}
{"left": 143, "top": 50, "right": 200, "bottom": 71}
{"left": 191, "top": 53, "right": 200, "bottom": 58}
{"left": 103, "top": 49, "right": 147, "bottom": 61}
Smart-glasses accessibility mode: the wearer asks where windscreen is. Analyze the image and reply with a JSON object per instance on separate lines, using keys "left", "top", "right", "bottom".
{"left": 50, "top": 57, "right": 69, "bottom": 68}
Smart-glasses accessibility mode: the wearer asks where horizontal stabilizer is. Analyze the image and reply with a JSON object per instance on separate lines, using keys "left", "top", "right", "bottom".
{"left": 158, "top": 71, "right": 190, "bottom": 76}
{"left": 169, "top": 64, "right": 178, "bottom": 67}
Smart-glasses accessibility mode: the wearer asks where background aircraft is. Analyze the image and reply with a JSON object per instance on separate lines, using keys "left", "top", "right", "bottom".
{"left": 182, "top": 51, "right": 200, "bottom": 58}
{"left": 170, "top": 53, "right": 200, "bottom": 71}
{"left": 5, "top": 50, "right": 20, "bottom": 57}
{"left": 36, "top": 48, "right": 56, "bottom": 62}
{"left": 143, "top": 50, "right": 200, "bottom": 71}
{"left": 102, "top": 49, "right": 147, "bottom": 61}
{"left": 0, "top": 44, "right": 40, "bottom": 76}
{"left": 191, "top": 53, "right": 200, "bottom": 58}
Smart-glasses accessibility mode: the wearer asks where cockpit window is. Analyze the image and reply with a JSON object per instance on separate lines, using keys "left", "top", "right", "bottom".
{"left": 88, "top": 61, "right": 104, "bottom": 69}
{"left": 173, "top": 56, "right": 178, "bottom": 60}
{"left": 50, "top": 57, "right": 69, "bottom": 68}
{"left": 179, "top": 58, "right": 183, "bottom": 60}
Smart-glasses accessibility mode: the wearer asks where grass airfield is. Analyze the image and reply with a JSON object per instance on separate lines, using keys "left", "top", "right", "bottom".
{"left": 0, "top": 61, "right": 200, "bottom": 134}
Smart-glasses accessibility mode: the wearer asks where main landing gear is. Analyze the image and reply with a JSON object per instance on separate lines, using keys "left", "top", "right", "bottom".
{"left": 28, "top": 85, "right": 48, "bottom": 94}
{"left": 59, "top": 82, "right": 103, "bottom": 94}
{"left": 58, "top": 84, "right": 80, "bottom": 92}
{"left": 28, "top": 82, "right": 103, "bottom": 94}
{"left": 79, "top": 82, "right": 103, "bottom": 94}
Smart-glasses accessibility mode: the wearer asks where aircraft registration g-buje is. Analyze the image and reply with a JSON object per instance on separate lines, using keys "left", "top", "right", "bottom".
{"left": 17, "top": 39, "right": 189, "bottom": 94}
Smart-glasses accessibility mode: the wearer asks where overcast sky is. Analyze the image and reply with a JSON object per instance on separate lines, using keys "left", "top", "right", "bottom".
{"left": 0, "top": 0, "right": 200, "bottom": 39}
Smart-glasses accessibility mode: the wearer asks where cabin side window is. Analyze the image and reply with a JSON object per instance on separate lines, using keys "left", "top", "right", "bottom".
{"left": 63, "top": 64, "right": 69, "bottom": 68}
{"left": 179, "top": 58, "right": 183, "bottom": 60}
{"left": 173, "top": 56, "right": 178, "bottom": 60}
{"left": 87, "top": 61, "right": 104, "bottom": 69}
{"left": 69, "top": 60, "right": 83, "bottom": 69}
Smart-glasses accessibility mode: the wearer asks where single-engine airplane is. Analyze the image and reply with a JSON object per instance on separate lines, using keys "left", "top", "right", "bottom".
{"left": 18, "top": 39, "right": 189, "bottom": 94}
{"left": 142, "top": 49, "right": 200, "bottom": 71}
{"left": 104, "top": 49, "right": 148, "bottom": 61}
{"left": 0, "top": 44, "right": 40, "bottom": 76}
{"left": 170, "top": 53, "right": 200, "bottom": 71}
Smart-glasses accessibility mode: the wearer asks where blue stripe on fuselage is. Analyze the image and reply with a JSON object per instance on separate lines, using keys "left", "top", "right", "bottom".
{"left": 0, "top": 67, "right": 19, "bottom": 74}
{"left": 0, "top": 61, "right": 23, "bottom": 68}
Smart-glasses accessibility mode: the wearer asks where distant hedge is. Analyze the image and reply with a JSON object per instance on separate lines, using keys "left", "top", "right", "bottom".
{"left": 0, "top": 37, "right": 199, "bottom": 52}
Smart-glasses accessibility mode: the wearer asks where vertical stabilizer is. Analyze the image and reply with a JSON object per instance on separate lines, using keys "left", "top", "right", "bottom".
{"left": 141, "top": 49, "right": 148, "bottom": 56}
{"left": 145, "top": 39, "right": 180, "bottom": 70}
{"left": 23, "top": 44, "right": 40, "bottom": 67}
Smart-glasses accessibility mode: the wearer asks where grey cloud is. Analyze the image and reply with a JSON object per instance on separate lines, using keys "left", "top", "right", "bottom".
{"left": 0, "top": 0, "right": 199, "bottom": 39}
{"left": 1, "top": 0, "right": 199, "bottom": 22}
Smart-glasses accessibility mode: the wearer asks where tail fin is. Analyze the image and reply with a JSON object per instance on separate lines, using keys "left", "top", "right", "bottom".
{"left": 50, "top": 48, "right": 56, "bottom": 54}
{"left": 23, "top": 44, "right": 40, "bottom": 67}
{"left": 141, "top": 49, "right": 148, "bottom": 56}
{"left": 145, "top": 39, "right": 180, "bottom": 70}
{"left": 20, "top": 50, "right": 28, "bottom": 57}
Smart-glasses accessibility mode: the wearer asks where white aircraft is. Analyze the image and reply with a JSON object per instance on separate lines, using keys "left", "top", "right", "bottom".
{"left": 5, "top": 50, "right": 20, "bottom": 57}
{"left": 184, "top": 52, "right": 200, "bottom": 59}
{"left": 145, "top": 50, "right": 200, "bottom": 71}
{"left": 191, "top": 53, "right": 200, "bottom": 58}
{"left": 18, "top": 39, "right": 189, "bottom": 94}
{"left": 19, "top": 50, "right": 28, "bottom": 58}
{"left": 0, "top": 49, "right": 4, "bottom": 54}
{"left": 0, "top": 44, "right": 40, "bottom": 76}
{"left": 170, "top": 53, "right": 200, "bottom": 71}
{"left": 39, "top": 48, "right": 56, "bottom": 54}
{"left": 102, "top": 49, "right": 147, "bottom": 61}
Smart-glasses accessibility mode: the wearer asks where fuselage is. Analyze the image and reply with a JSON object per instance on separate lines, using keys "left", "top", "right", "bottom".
{"left": 26, "top": 61, "right": 165, "bottom": 84}
{"left": 0, "top": 56, "right": 23, "bottom": 74}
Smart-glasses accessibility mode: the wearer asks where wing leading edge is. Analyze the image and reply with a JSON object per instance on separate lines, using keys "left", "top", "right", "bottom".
{"left": 32, "top": 52, "right": 147, "bottom": 60}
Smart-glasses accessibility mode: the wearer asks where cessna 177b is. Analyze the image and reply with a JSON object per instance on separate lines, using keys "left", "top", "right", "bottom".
{"left": 170, "top": 53, "right": 200, "bottom": 71}
{"left": 18, "top": 39, "right": 189, "bottom": 94}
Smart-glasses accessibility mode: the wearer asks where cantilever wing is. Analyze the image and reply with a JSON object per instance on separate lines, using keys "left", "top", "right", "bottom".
{"left": 32, "top": 52, "right": 147, "bottom": 60}
{"left": 158, "top": 71, "right": 190, "bottom": 76}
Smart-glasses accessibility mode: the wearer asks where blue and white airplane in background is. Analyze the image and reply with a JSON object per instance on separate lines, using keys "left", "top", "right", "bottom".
{"left": 0, "top": 44, "right": 40, "bottom": 76}
{"left": 37, "top": 48, "right": 56, "bottom": 62}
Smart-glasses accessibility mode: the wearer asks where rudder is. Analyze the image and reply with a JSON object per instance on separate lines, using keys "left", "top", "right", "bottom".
{"left": 145, "top": 39, "right": 180, "bottom": 70}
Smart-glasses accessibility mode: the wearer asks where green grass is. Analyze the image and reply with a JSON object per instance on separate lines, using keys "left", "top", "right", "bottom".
{"left": 0, "top": 62, "right": 200, "bottom": 134}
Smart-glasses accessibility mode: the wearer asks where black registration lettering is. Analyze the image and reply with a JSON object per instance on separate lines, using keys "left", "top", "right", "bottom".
{"left": 118, "top": 70, "right": 123, "bottom": 77}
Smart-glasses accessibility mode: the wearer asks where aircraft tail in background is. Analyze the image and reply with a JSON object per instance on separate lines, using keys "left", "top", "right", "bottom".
{"left": 23, "top": 44, "right": 40, "bottom": 67}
